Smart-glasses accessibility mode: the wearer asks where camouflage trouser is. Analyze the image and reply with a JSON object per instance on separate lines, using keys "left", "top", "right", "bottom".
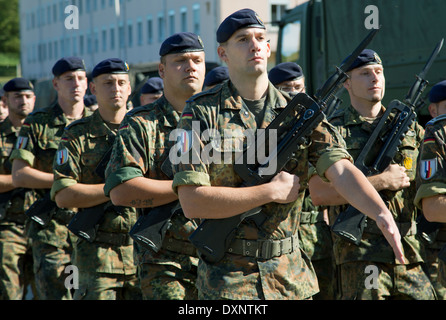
{"left": 311, "top": 256, "right": 336, "bottom": 300}
{"left": 0, "top": 224, "right": 36, "bottom": 300}
{"left": 73, "top": 272, "right": 142, "bottom": 300}
{"left": 338, "top": 260, "right": 437, "bottom": 300}
{"left": 439, "top": 260, "right": 446, "bottom": 290}
{"left": 423, "top": 247, "right": 446, "bottom": 300}
{"left": 32, "top": 240, "right": 73, "bottom": 300}
{"left": 138, "top": 263, "right": 198, "bottom": 300}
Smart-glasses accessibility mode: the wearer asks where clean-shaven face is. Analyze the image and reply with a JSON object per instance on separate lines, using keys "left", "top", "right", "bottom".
{"left": 53, "top": 70, "right": 88, "bottom": 103}
{"left": 91, "top": 73, "right": 131, "bottom": 110}
{"left": 345, "top": 64, "right": 385, "bottom": 104}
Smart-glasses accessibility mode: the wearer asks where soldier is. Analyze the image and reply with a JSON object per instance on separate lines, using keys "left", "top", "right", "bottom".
{"left": 269, "top": 62, "right": 336, "bottom": 300}
{"left": 51, "top": 58, "right": 141, "bottom": 300}
{"left": 84, "top": 94, "right": 98, "bottom": 112}
{"left": 268, "top": 62, "right": 305, "bottom": 96}
{"left": 139, "top": 77, "right": 164, "bottom": 106}
{"left": 309, "top": 49, "right": 436, "bottom": 300}
{"left": 172, "top": 8, "right": 404, "bottom": 300}
{"left": 104, "top": 32, "right": 206, "bottom": 299}
{"left": 414, "top": 79, "right": 446, "bottom": 299}
{"left": 0, "top": 78, "right": 36, "bottom": 300}
{"left": 203, "top": 66, "right": 229, "bottom": 91}
{"left": 0, "top": 89, "right": 9, "bottom": 122}
{"left": 10, "top": 57, "right": 90, "bottom": 300}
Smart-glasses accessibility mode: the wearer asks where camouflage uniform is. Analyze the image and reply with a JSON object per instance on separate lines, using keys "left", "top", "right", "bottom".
{"left": 329, "top": 104, "right": 436, "bottom": 300}
{"left": 9, "top": 103, "right": 91, "bottom": 300}
{"left": 414, "top": 114, "right": 446, "bottom": 299}
{"left": 299, "top": 191, "right": 336, "bottom": 300}
{"left": 172, "top": 81, "right": 352, "bottom": 300}
{"left": 104, "top": 97, "right": 199, "bottom": 300}
{"left": 51, "top": 110, "right": 141, "bottom": 300}
{"left": 0, "top": 117, "right": 37, "bottom": 300}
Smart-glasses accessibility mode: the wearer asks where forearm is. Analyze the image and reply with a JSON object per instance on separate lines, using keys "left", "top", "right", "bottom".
{"left": 55, "top": 183, "right": 109, "bottom": 209}
{"left": 309, "top": 175, "right": 347, "bottom": 206}
{"left": 12, "top": 160, "right": 53, "bottom": 189}
{"left": 326, "top": 159, "right": 390, "bottom": 222}
{"left": 109, "top": 177, "right": 178, "bottom": 208}
{"left": 178, "top": 184, "right": 275, "bottom": 219}
{"left": 0, "top": 175, "right": 15, "bottom": 193}
{"left": 422, "top": 195, "right": 446, "bottom": 223}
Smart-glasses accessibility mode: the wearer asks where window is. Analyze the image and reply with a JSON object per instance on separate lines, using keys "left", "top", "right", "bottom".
{"left": 137, "top": 19, "right": 143, "bottom": 46}
{"left": 119, "top": 23, "right": 125, "bottom": 48}
{"left": 169, "top": 10, "right": 175, "bottom": 35}
{"left": 72, "top": 36, "right": 78, "bottom": 55}
{"left": 102, "top": 29, "right": 107, "bottom": 51}
{"left": 110, "top": 26, "right": 115, "bottom": 50}
{"left": 79, "top": 35, "right": 84, "bottom": 55}
{"left": 127, "top": 21, "right": 133, "bottom": 48}
{"left": 192, "top": 4, "right": 200, "bottom": 35}
{"left": 280, "top": 20, "right": 301, "bottom": 62}
{"left": 271, "top": 4, "right": 286, "bottom": 22}
{"left": 147, "top": 16, "right": 153, "bottom": 44}
{"left": 180, "top": 7, "right": 187, "bottom": 32}
{"left": 158, "top": 13, "right": 164, "bottom": 42}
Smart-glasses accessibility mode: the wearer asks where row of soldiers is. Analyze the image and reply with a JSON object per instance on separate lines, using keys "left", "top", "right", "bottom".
{"left": 1, "top": 8, "right": 446, "bottom": 300}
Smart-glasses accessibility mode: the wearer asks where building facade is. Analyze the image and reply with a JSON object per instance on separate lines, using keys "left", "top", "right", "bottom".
{"left": 19, "top": 0, "right": 306, "bottom": 81}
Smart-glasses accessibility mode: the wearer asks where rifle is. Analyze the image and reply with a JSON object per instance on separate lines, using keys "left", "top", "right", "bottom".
{"left": 129, "top": 157, "right": 182, "bottom": 253}
{"left": 25, "top": 190, "right": 59, "bottom": 226}
{"left": 188, "top": 28, "right": 380, "bottom": 264}
{"left": 331, "top": 38, "right": 444, "bottom": 245}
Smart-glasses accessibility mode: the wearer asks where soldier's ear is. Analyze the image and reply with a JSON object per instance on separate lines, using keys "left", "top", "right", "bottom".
{"left": 89, "top": 81, "right": 96, "bottom": 95}
{"left": 217, "top": 46, "right": 228, "bottom": 62}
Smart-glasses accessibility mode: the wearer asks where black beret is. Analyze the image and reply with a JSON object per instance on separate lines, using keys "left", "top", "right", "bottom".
{"left": 429, "top": 80, "right": 446, "bottom": 103}
{"left": 204, "top": 66, "right": 229, "bottom": 87}
{"left": 52, "top": 57, "right": 86, "bottom": 77}
{"left": 268, "top": 62, "right": 304, "bottom": 85}
{"left": 3, "top": 78, "right": 34, "bottom": 92}
{"left": 83, "top": 94, "right": 97, "bottom": 107}
{"left": 345, "top": 49, "right": 382, "bottom": 72}
{"left": 141, "top": 77, "right": 164, "bottom": 94}
{"left": 92, "top": 58, "right": 129, "bottom": 78}
{"left": 159, "top": 32, "right": 204, "bottom": 57}
{"left": 216, "top": 8, "right": 265, "bottom": 43}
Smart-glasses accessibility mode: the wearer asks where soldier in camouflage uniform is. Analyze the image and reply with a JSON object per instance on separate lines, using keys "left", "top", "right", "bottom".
{"left": 51, "top": 58, "right": 141, "bottom": 300}
{"left": 269, "top": 62, "right": 336, "bottom": 299}
{"left": 104, "top": 32, "right": 206, "bottom": 300}
{"left": 309, "top": 49, "right": 436, "bottom": 300}
{"left": 0, "top": 78, "right": 37, "bottom": 300}
{"left": 414, "top": 80, "right": 446, "bottom": 299}
{"left": 10, "top": 57, "right": 90, "bottom": 300}
{"left": 172, "top": 9, "right": 404, "bottom": 300}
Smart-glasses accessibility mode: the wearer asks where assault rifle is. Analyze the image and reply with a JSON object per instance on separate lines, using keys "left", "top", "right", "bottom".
{"left": 331, "top": 38, "right": 444, "bottom": 245}
{"left": 188, "top": 28, "right": 380, "bottom": 264}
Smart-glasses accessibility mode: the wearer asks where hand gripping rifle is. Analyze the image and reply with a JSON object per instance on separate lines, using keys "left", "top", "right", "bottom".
{"left": 331, "top": 38, "right": 444, "bottom": 245}
{"left": 188, "top": 28, "right": 380, "bottom": 264}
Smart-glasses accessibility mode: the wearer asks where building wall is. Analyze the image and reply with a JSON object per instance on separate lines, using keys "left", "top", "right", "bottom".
{"left": 19, "top": 0, "right": 307, "bottom": 81}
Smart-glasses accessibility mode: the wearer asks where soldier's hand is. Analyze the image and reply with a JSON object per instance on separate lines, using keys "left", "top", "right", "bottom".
{"left": 381, "top": 164, "right": 411, "bottom": 191}
{"left": 269, "top": 171, "right": 300, "bottom": 204}
{"left": 375, "top": 211, "right": 406, "bottom": 264}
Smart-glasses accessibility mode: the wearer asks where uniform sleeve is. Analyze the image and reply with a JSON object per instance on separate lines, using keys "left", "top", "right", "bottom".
{"left": 414, "top": 125, "right": 446, "bottom": 208}
{"left": 50, "top": 130, "right": 81, "bottom": 200}
{"left": 171, "top": 103, "right": 212, "bottom": 194}
{"left": 103, "top": 114, "right": 147, "bottom": 196}
{"left": 310, "top": 119, "right": 353, "bottom": 181}
{"left": 9, "top": 117, "right": 37, "bottom": 166}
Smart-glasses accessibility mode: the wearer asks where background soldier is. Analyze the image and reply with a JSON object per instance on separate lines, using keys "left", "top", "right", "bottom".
{"left": 309, "top": 49, "right": 435, "bottom": 299}
{"left": 414, "top": 79, "right": 446, "bottom": 299}
{"left": 0, "top": 89, "right": 9, "bottom": 122}
{"left": 84, "top": 94, "right": 98, "bottom": 112}
{"left": 139, "top": 77, "right": 164, "bottom": 106}
{"left": 0, "top": 78, "right": 36, "bottom": 300}
{"left": 10, "top": 57, "right": 90, "bottom": 300}
{"left": 269, "top": 62, "right": 336, "bottom": 300}
{"left": 172, "top": 9, "right": 403, "bottom": 300}
{"left": 104, "top": 32, "right": 206, "bottom": 300}
{"left": 51, "top": 58, "right": 141, "bottom": 300}
{"left": 202, "top": 65, "right": 229, "bottom": 91}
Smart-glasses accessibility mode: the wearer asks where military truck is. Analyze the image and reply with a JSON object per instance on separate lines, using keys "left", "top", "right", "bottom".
{"left": 276, "top": 0, "right": 446, "bottom": 124}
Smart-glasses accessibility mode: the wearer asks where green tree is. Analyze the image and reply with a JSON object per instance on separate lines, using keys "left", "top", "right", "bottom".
{"left": 0, "top": 0, "right": 20, "bottom": 55}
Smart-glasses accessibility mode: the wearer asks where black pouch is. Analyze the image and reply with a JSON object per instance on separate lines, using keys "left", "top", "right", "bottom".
{"left": 67, "top": 202, "right": 107, "bottom": 242}
{"left": 25, "top": 192, "right": 58, "bottom": 226}
{"left": 0, "top": 191, "right": 13, "bottom": 221}
{"left": 129, "top": 201, "right": 179, "bottom": 253}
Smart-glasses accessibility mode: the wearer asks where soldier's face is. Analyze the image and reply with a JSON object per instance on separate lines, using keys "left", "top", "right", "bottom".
{"left": 53, "top": 71, "right": 88, "bottom": 103}
{"left": 90, "top": 73, "right": 131, "bottom": 109}
{"left": 218, "top": 28, "right": 270, "bottom": 77}
{"left": 345, "top": 64, "right": 385, "bottom": 104}
{"left": 429, "top": 100, "right": 446, "bottom": 118}
{"left": 5, "top": 91, "right": 35, "bottom": 119}
{"left": 140, "top": 92, "right": 163, "bottom": 106}
{"left": 0, "top": 99, "right": 8, "bottom": 121}
{"left": 159, "top": 51, "right": 206, "bottom": 96}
